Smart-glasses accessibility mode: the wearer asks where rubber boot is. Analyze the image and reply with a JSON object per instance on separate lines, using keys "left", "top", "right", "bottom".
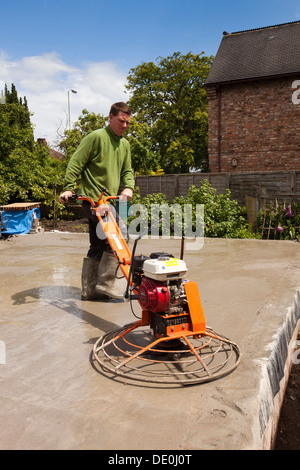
{"left": 95, "top": 252, "right": 127, "bottom": 300}
{"left": 81, "top": 257, "right": 109, "bottom": 300}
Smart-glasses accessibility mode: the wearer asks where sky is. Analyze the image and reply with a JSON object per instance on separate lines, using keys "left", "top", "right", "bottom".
{"left": 1, "top": 0, "right": 300, "bottom": 147}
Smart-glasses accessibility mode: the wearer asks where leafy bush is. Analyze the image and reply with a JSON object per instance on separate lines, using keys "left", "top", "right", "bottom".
{"left": 0, "top": 143, "right": 66, "bottom": 216}
{"left": 0, "top": 83, "right": 67, "bottom": 218}
{"left": 181, "top": 181, "right": 257, "bottom": 238}
{"left": 127, "top": 188, "right": 168, "bottom": 236}
{"left": 128, "top": 180, "right": 257, "bottom": 239}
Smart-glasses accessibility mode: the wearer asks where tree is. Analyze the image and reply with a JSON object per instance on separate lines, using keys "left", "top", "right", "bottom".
{"left": 0, "top": 83, "right": 65, "bottom": 210}
{"left": 125, "top": 117, "right": 160, "bottom": 175}
{"left": 126, "top": 51, "right": 214, "bottom": 174}
{"left": 0, "top": 84, "right": 34, "bottom": 160}
{"left": 0, "top": 143, "right": 65, "bottom": 207}
{"left": 59, "top": 108, "right": 107, "bottom": 160}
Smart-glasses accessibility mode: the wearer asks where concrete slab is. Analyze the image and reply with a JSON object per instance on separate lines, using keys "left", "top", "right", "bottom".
{"left": 0, "top": 232, "right": 299, "bottom": 450}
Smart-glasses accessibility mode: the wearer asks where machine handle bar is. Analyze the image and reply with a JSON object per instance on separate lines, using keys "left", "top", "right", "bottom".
{"left": 62, "top": 188, "right": 119, "bottom": 206}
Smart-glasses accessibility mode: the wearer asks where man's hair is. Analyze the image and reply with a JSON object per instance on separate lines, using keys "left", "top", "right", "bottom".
{"left": 110, "top": 102, "right": 132, "bottom": 117}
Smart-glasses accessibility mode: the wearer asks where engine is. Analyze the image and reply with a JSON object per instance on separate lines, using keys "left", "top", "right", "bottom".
{"left": 132, "top": 253, "right": 190, "bottom": 336}
{"left": 138, "top": 277, "right": 170, "bottom": 313}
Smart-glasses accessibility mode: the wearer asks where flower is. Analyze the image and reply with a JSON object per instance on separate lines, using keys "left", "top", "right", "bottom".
{"left": 288, "top": 204, "right": 292, "bottom": 217}
{"left": 277, "top": 225, "right": 283, "bottom": 232}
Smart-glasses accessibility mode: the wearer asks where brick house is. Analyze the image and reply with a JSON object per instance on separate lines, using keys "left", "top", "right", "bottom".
{"left": 205, "top": 21, "right": 300, "bottom": 173}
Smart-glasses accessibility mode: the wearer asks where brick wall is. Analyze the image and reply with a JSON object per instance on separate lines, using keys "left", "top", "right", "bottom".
{"left": 207, "top": 76, "right": 300, "bottom": 173}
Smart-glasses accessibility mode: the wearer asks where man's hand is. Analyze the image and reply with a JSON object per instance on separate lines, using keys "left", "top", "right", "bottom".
{"left": 58, "top": 191, "right": 73, "bottom": 203}
{"left": 119, "top": 188, "right": 133, "bottom": 201}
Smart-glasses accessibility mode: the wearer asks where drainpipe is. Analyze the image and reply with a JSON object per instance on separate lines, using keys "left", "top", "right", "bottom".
{"left": 217, "top": 85, "right": 222, "bottom": 172}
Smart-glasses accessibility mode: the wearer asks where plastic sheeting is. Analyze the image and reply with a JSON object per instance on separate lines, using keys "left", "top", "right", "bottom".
{"left": 1, "top": 208, "right": 40, "bottom": 235}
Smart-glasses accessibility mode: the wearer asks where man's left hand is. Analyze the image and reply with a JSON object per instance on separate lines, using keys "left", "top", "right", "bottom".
{"left": 120, "top": 188, "right": 133, "bottom": 201}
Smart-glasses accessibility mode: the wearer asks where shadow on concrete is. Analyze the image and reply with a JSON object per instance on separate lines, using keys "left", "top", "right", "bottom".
{"left": 11, "top": 285, "right": 122, "bottom": 340}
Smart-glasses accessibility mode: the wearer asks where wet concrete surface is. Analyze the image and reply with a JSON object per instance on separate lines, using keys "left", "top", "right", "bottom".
{"left": 0, "top": 232, "right": 299, "bottom": 450}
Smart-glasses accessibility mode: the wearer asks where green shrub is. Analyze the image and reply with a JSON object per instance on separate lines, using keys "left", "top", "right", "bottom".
{"left": 128, "top": 180, "right": 257, "bottom": 239}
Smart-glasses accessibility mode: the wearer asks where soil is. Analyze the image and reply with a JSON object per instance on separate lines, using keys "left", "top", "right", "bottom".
{"left": 42, "top": 217, "right": 89, "bottom": 233}
{"left": 41, "top": 217, "right": 300, "bottom": 450}
{"left": 274, "top": 337, "right": 300, "bottom": 450}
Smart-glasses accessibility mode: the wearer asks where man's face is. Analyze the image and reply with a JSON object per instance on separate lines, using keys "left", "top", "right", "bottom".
{"left": 109, "top": 111, "right": 131, "bottom": 136}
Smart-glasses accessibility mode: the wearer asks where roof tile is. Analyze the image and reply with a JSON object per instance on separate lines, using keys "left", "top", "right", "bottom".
{"left": 206, "top": 21, "right": 300, "bottom": 85}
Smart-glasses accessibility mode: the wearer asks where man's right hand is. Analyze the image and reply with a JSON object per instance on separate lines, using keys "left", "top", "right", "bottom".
{"left": 58, "top": 191, "right": 73, "bottom": 203}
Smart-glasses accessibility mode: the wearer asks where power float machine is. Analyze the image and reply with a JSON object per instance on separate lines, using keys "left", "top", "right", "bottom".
{"left": 68, "top": 190, "right": 241, "bottom": 386}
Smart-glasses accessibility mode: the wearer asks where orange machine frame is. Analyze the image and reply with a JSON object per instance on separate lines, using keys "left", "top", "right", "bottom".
{"left": 75, "top": 190, "right": 206, "bottom": 337}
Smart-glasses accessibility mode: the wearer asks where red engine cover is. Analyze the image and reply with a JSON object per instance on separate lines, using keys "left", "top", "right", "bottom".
{"left": 138, "top": 277, "right": 170, "bottom": 313}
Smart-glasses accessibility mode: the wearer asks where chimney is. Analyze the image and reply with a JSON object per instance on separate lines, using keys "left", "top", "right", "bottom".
{"left": 37, "top": 138, "right": 47, "bottom": 146}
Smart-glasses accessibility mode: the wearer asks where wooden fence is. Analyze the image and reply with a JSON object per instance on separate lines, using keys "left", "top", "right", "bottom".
{"left": 135, "top": 171, "right": 300, "bottom": 209}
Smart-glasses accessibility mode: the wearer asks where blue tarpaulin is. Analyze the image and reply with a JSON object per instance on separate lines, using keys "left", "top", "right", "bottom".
{"left": 1, "top": 208, "right": 40, "bottom": 235}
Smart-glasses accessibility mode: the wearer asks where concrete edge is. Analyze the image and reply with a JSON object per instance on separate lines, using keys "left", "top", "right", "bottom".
{"left": 255, "top": 289, "right": 300, "bottom": 449}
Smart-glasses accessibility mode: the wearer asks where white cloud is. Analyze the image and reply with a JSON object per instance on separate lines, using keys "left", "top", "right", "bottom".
{"left": 0, "top": 51, "right": 128, "bottom": 147}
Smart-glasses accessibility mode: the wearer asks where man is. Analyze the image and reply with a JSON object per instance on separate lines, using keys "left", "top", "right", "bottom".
{"left": 59, "top": 102, "right": 134, "bottom": 301}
